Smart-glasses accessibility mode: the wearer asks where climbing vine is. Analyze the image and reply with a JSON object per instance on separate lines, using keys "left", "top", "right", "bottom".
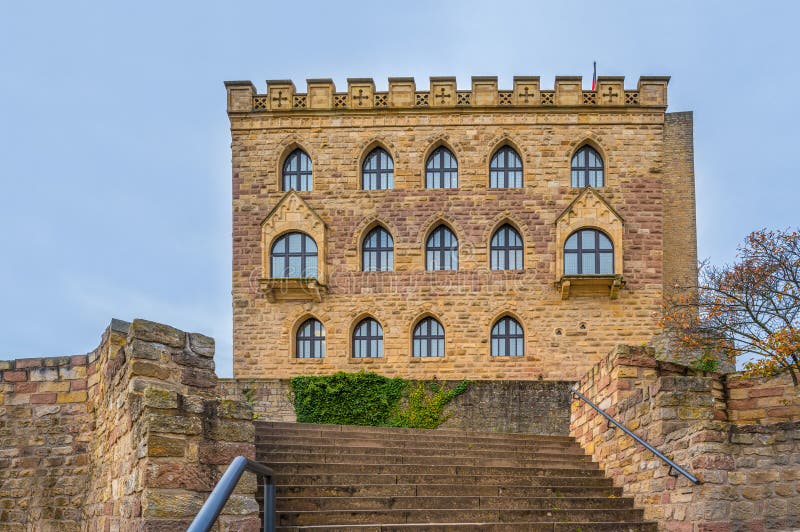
{"left": 290, "top": 371, "right": 470, "bottom": 428}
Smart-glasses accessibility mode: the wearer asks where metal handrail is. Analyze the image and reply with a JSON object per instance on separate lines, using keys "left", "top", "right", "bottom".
{"left": 188, "top": 455, "right": 276, "bottom": 532}
{"left": 571, "top": 387, "right": 700, "bottom": 485}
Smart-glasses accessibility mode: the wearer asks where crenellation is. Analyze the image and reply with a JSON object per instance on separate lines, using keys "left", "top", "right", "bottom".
{"left": 226, "top": 76, "right": 669, "bottom": 113}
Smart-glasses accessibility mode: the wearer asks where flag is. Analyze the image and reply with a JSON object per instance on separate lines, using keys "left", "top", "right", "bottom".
{"left": 591, "top": 61, "right": 597, "bottom": 91}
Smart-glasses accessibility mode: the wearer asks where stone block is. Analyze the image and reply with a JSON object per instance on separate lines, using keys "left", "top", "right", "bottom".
{"left": 128, "top": 339, "right": 170, "bottom": 361}
{"left": 199, "top": 442, "right": 255, "bottom": 465}
{"left": 142, "top": 489, "right": 207, "bottom": 518}
{"left": 38, "top": 381, "right": 70, "bottom": 393}
{"left": 144, "top": 388, "right": 179, "bottom": 410}
{"left": 145, "top": 462, "right": 216, "bottom": 491}
{"left": 146, "top": 434, "right": 186, "bottom": 457}
{"left": 218, "top": 400, "right": 252, "bottom": 420}
{"left": 15, "top": 358, "right": 43, "bottom": 369}
{"left": 58, "top": 366, "right": 86, "bottom": 380}
{"left": 29, "top": 367, "right": 58, "bottom": 382}
{"left": 206, "top": 419, "right": 255, "bottom": 442}
{"left": 188, "top": 333, "right": 215, "bottom": 358}
{"left": 130, "top": 361, "right": 172, "bottom": 381}
{"left": 56, "top": 391, "right": 87, "bottom": 403}
{"left": 30, "top": 393, "right": 57, "bottom": 404}
{"left": 130, "top": 320, "right": 185, "bottom": 349}
{"left": 147, "top": 412, "right": 202, "bottom": 435}
{"left": 181, "top": 368, "right": 216, "bottom": 388}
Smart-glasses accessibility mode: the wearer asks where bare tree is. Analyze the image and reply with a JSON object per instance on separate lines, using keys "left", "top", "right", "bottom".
{"left": 662, "top": 228, "right": 800, "bottom": 385}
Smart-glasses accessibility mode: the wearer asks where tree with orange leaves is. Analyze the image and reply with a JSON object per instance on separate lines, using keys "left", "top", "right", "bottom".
{"left": 662, "top": 228, "right": 800, "bottom": 385}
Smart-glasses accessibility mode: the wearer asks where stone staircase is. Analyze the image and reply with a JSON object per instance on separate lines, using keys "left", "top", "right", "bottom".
{"left": 256, "top": 421, "right": 655, "bottom": 531}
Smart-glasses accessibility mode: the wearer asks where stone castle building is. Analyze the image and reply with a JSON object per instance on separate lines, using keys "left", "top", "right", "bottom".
{"left": 226, "top": 75, "right": 697, "bottom": 381}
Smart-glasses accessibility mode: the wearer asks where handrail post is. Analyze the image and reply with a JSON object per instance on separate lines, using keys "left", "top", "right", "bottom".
{"left": 188, "top": 455, "right": 276, "bottom": 532}
{"left": 263, "top": 475, "right": 276, "bottom": 532}
{"left": 571, "top": 387, "right": 700, "bottom": 485}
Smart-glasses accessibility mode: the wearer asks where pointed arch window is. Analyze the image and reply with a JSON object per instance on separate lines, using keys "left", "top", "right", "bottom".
{"left": 571, "top": 145, "right": 604, "bottom": 187}
{"left": 282, "top": 148, "right": 313, "bottom": 191}
{"left": 490, "top": 146, "right": 523, "bottom": 188}
{"left": 362, "top": 226, "right": 394, "bottom": 272}
{"left": 490, "top": 224, "right": 524, "bottom": 270}
{"left": 491, "top": 316, "right": 524, "bottom": 357}
{"left": 564, "top": 229, "right": 614, "bottom": 275}
{"left": 353, "top": 318, "right": 383, "bottom": 358}
{"left": 296, "top": 318, "right": 325, "bottom": 359}
{"left": 270, "top": 232, "right": 318, "bottom": 279}
{"left": 362, "top": 148, "right": 394, "bottom": 190}
{"left": 426, "top": 225, "right": 458, "bottom": 271}
{"left": 426, "top": 147, "right": 458, "bottom": 189}
{"left": 412, "top": 317, "right": 445, "bottom": 358}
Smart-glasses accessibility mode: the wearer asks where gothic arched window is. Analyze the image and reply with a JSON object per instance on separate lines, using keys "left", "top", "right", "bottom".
{"left": 426, "top": 225, "right": 458, "bottom": 271}
{"left": 296, "top": 318, "right": 325, "bottom": 359}
{"left": 489, "top": 146, "right": 523, "bottom": 188}
{"left": 491, "top": 316, "right": 524, "bottom": 357}
{"left": 425, "top": 147, "right": 458, "bottom": 189}
{"left": 564, "top": 228, "right": 614, "bottom": 275}
{"left": 362, "top": 226, "right": 394, "bottom": 272}
{"left": 270, "top": 232, "right": 318, "bottom": 279}
{"left": 412, "top": 317, "right": 445, "bottom": 358}
{"left": 490, "top": 224, "right": 524, "bottom": 270}
{"left": 352, "top": 318, "right": 384, "bottom": 358}
{"left": 282, "top": 148, "right": 313, "bottom": 191}
{"left": 362, "top": 148, "right": 394, "bottom": 190}
{"left": 571, "top": 145, "right": 604, "bottom": 187}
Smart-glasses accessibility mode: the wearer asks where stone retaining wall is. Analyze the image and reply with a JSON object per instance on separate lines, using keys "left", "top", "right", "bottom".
{"left": 0, "top": 319, "right": 259, "bottom": 531}
{"left": 570, "top": 344, "right": 800, "bottom": 531}
{"left": 218, "top": 377, "right": 573, "bottom": 435}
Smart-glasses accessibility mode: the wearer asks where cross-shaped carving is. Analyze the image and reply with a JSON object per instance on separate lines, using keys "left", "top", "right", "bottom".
{"left": 271, "top": 90, "right": 288, "bottom": 108}
{"left": 519, "top": 86, "right": 536, "bottom": 103}
{"left": 604, "top": 86, "right": 619, "bottom": 102}
{"left": 435, "top": 87, "right": 451, "bottom": 104}
{"left": 353, "top": 88, "right": 369, "bottom": 106}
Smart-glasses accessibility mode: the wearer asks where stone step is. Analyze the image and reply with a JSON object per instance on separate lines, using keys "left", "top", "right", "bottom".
{"left": 268, "top": 462, "right": 605, "bottom": 478}
{"left": 257, "top": 434, "right": 584, "bottom": 454}
{"left": 273, "top": 473, "right": 614, "bottom": 487}
{"left": 276, "top": 523, "right": 657, "bottom": 531}
{"left": 257, "top": 443, "right": 590, "bottom": 460}
{"left": 259, "top": 452, "right": 594, "bottom": 469}
{"left": 278, "top": 495, "right": 635, "bottom": 511}
{"left": 257, "top": 422, "right": 574, "bottom": 442}
{"left": 257, "top": 427, "right": 576, "bottom": 446}
{"left": 274, "top": 484, "right": 623, "bottom": 499}
{"left": 277, "top": 508, "right": 647, "bottom": 527}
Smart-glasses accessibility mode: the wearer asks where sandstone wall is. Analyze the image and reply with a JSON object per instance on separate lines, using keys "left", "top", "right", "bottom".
{"left": 570, "top": 345, "right": 800, "bottom": 531}
{"left": 218, "top": 378, "right": 572, "bottom": 435}
{"left": 0, "top": 319, "right": 259, "bottom": 531}
{"left": 230, "top": 79, "right": 689, "bottom": 381}
{"left": 0, "top": 355, "right": 91, "bottom": 529}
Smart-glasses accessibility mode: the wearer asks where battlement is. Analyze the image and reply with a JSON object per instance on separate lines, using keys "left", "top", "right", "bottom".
{"left": 225, "top": 75, "right": 669, "bottom": 113}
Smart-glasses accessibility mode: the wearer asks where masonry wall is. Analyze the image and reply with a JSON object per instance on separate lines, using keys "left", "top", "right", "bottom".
{"left": 0, "top": 319, "right": 259, "bottom": 531}
{"left": 218, "top": 378, "right": 572, "bottom": 435}
{"left": 570, "top": 344, "right": 800, "bottom": 531}
{"left": 230, "top": 77, "right": 693, "bottom": 382}
{"left": 0, "top": 355, "right": 91, "bottom": 529}
{"left": 662, "top": 112, "right": 698, "bottom": 291}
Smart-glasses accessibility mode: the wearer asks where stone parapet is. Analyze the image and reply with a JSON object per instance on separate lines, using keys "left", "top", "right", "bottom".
{"left": 0, "top": 318, "right": 259, "bottom": 531}
{"left": 571, "top": 343, "right": 800, "bottom": 531}
{"left": 226, "top": 75, "right": 669, "bottom": 113}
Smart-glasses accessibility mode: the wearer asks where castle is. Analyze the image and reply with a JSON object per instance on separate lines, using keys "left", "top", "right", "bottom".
{"left": 226, "top": 75, "right": 697, "bottom": 380}
{"left": 1, "top": 75, "right": 798, "bottom": 531}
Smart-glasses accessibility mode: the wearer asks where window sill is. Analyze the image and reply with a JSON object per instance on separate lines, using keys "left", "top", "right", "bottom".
{"left": 290, "top": 357, "right": 325, "bottom": 364}
{"left": 259, "top": 278, "right": 327, "bottom": 302}
{"left": 556, "top": 274, "right": 625, "bottom": 300}
{"left": 409, "top": 356, "right": 446, "bottom": 362}
{"left": 488, "top": 355, "right": 532, "bottom": 361}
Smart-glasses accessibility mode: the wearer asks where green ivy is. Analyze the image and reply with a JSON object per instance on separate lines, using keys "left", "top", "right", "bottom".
{"left": 290, "top": 371, "right": 470, "bottom": 429}
{"left": 291, "top": 371, "right": 406, "bottom": 426}
{"left": 390, "top": 380, "right": 470, "bottom": 429}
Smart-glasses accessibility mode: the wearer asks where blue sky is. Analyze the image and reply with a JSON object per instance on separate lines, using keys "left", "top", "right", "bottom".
{"left": 1, "top": 1, "right": 797, "bottom": 377}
